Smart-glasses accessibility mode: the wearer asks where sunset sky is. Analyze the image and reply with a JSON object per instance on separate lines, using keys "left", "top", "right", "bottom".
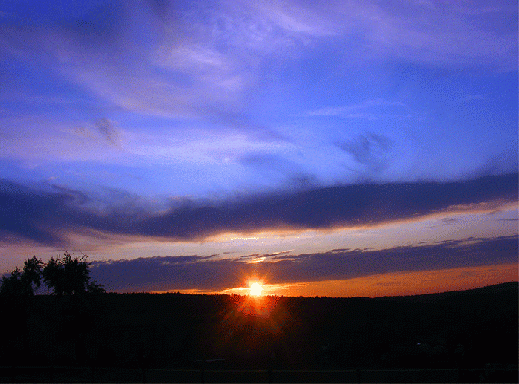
{"left": 0, "top": 0, "right": 517, "bottom": 296}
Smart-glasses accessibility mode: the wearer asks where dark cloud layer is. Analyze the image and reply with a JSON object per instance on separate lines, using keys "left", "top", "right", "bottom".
{"left": 89, "top": 235, "right": 518, "bottom": 292}
{"left": 0, "top": 173, "right": 517, "bottom": 245}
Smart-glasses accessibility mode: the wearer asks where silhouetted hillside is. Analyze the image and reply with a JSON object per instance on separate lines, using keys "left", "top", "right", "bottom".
{"left": 0, "top": 282, "right": 517, "bottom": 381}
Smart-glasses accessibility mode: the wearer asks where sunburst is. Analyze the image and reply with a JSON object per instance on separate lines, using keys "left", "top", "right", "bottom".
{"left": 249, "top": 282, "right": 263, "bottom": 296}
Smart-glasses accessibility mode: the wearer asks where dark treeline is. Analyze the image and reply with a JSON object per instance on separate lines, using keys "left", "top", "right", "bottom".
{"left": 0, "top": 277, "right": 517, "bottom": 379}
{"left": 0, "top": 253, "right": 104, "bottom": 297}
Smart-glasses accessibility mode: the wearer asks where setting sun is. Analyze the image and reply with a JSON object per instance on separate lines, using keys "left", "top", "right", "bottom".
{"left": 249, "top": 282, "right": 263, "bottom": 296}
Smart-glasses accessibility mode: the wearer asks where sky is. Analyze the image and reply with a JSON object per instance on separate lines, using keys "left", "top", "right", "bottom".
{"left": 0, "top": 0, "right": 517, "bottom": 296}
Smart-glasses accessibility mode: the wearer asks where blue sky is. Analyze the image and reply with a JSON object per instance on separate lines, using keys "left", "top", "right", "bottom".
{"left": 0, "top": 0, "right": 517, "bottom": 295}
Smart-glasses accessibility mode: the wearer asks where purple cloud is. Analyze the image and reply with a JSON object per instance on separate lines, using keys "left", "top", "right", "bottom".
{"left": 88, "top": 235, "right": 518, "bottom": 292}
{"left": 0, "top": 173, "right": 516, "bottom": 246}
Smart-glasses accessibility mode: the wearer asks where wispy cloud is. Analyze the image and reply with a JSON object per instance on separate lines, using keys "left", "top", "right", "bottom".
{"left": 1, "top": 0, "right": 514, "bottom": 123}
{"left": 308, "top": 99, "right": 409, "bottom": 119}
{"left": 335, "top": 133, "right": 393, "bottom": 175}
{"left": 0, "top": 1, "right": 515, "bottom": 193}
{"left": 331, "top": 0, "right": 518, "bottom": 70}
{"left": 0, "top": 116, "right": 127, "bottom": 163}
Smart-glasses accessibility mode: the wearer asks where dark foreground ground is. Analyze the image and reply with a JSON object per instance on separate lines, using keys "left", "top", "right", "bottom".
{"left": 1, "top": 366, "right": 517, "bottom": 383}
{"left": 1, "top": 282, "right": 517, "bottom": 383}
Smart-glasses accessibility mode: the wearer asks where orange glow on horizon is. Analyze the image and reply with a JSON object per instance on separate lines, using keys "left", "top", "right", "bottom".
{"left": 274, "top": 263, "right": 518, "bottom": 297}
{"left": 152, "top": 264, "right": 517, "bottom": 297}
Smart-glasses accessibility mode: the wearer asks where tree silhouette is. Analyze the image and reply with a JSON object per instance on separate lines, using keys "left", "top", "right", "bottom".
{"left": 42, "top": 252, "right": 104, "bottom": 295}
{"left": 0, "top": 256, "right": 43, "bottom": 297}
{"left": 0, "top": 253, "right": 104, "bottom": 368}
{"left": 1, "top": 253, "right": 104, "bottom": 297}
{"left": 22, "top": 256, "right": 44, "bottom": 293}
{"left": 0, "top": 256, "right": 44, "bottom": 366}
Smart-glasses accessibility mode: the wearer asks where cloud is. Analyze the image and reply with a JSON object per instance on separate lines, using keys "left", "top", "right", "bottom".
{"left": 308, "top": 99, "right": 409, "bottom": 119}
{"left": 0, "top": 173, "right": 516, "bottom": 246}
{"left": 0, "top": 115, "right": 128, "bottom": 165}
{"left": 332, "top": 0, "right": 517, "bottom": 71}
{"left": 89, "top": 235, "right": 518, "bottom": 292}
{"left": 335, "top": 133, "right": 393, "bottom": 174}
{"left": 95, "top": 118, "right": 120, "bottom": 147}
{"left": 244, "top": 0, "right": 336, "bottom": 39}
{"left": 1, "top": 0, "right": 515, "bottom": 124}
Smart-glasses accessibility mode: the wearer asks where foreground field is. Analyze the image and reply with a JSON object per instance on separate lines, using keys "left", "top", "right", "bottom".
{"left": 0, "top": 283, "right": 517, "bottom": 382}
{"left": 1, "top": 366, "right": 517, "bottom": 383}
